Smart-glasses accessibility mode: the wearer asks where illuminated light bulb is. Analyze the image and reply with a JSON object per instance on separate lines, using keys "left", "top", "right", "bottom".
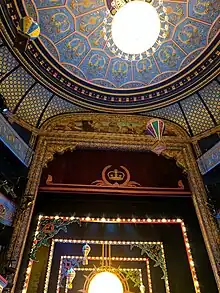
{"left": 88, "top": 272, "right": 124, "bottom": 293}
{"left": 111, "top": 1, "right": 161, "bottom": 54}
{"left": 86, "top": 217, "right": 91, "bottom": 221}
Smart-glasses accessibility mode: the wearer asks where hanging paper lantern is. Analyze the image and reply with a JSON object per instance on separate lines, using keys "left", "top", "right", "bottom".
{"left": 82, "top": 243, "right": 91, "bottom": 265}
{"left": 146, "top": 119, "right": 164, "bottom": 140}
{"left": 66, "top": 267, "right": 76, "bottom": 289}
{"left": 18, "top": 16, "right": 40, "bottom": 40}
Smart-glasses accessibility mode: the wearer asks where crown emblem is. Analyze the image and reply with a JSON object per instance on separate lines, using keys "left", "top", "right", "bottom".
{"left": 107, "top": 169, "right": 125, "bottom": 181}
{"left": 92, "top": 165, "right": 141, "bottom": 187}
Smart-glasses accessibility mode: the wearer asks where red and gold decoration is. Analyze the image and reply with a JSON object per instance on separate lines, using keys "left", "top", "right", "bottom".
{"left": 92, "top": 165, "right": 140, "bottom": 187}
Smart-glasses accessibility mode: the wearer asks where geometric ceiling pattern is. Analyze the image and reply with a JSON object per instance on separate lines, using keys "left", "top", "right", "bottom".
{"left": 23, "top": 0, "right": 219, "bottom": 90}
{"left": 0, "top": 34, "right": 219, "bottom": 136}
{"left": 0, "top": 0, "right": 219, "bottom": 111}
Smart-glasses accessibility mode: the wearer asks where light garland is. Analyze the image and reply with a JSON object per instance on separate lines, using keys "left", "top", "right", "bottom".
{"left": 54, "top": 239, "right": 162, "bottom": 245}
{"left": 59, "top": 255, "right": 150, "bottom": 261}
{"left": 65, "top": 269, "right": 142, "bottom": 293}
{"left": 180, "top": 222, "right": 201, "bottom": 293}
{"left": 57, "top": 255, "right": 147, "bottom": 293}
{"left": 161, "top": 243, "right": 170, "bottom": 293}
{"left": 146, "top": 259, "right": 153, "bottom": 293}
{"left": 22, "top": 216, "right": 201, "bottom": 293}
{"left": 38, "top": 215, "right": 183, "bottom": 224}
{"left": 44, "top": 240, "right": 55, "bottom": 293}
{"left": 56, "top": 255, "right": 144, "bottom": 293}
{"left": 103, "top": 0, "right": 169, "bottom": 60}
{"left": 48, "top": 240, "right": 169, "bottom": 293}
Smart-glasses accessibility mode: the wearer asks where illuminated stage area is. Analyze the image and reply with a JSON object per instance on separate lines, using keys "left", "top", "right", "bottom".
{"left": 22, "top": 215, "right": 207, "bottom": 293}
{"left": 15, "top": 149, "right": 218, "bottom": 293}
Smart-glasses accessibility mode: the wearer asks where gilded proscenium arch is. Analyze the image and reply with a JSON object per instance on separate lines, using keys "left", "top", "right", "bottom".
{"left": 8, "top": 113, "right": 220, "bottom": 292}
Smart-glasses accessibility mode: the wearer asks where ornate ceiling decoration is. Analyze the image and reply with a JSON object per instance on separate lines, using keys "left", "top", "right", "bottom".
{"left": 0, "top": 32, "right": 219, "bottom": 136}
{"left": 0, "top": 0, "right": 219, "bottom": 111}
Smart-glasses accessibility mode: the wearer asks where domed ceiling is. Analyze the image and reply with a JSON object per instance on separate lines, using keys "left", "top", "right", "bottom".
{"left": 24, "top": 0, "right": 218, "bottom": 89}
{"left": 0, "top": 0, "right": 219, "bottom": 111}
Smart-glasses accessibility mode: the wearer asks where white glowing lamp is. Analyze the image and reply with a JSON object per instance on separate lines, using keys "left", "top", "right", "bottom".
{"left": 88, "top": 272, "right": 123, "bottom": 293}
{"left": 112, "top": 1, "right": 161, "bottom": 54}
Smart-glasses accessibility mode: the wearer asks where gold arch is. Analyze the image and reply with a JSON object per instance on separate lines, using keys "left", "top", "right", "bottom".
{"left": 8, "top": 113, "right": 220, "bottom": 292}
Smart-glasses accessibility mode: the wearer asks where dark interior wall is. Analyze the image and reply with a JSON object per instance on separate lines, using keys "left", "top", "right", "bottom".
{"left": 0, "top": 141, "right": 28, "bottom": 276}
{"left": 204, "top": 165, "right": 220, "bottom": 210}
{"left": 198, "top": 133, "right": 219, "bottom": 155}
{"left": 0, "top": 141, "right": 28, "bottom": 188}
{"left": 11, "top": 122, "right": 32, "bottom": 144}
{"left": 199, "top": 133, "right": 220, "bottom": 211}
{"left": 41, "top": 149, "right": 189, "bottom": 189}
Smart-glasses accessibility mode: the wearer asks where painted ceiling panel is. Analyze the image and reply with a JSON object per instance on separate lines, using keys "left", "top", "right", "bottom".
{"left": 0, "top": 36, "right": 219, "bottom": 136}
{"left": 0, "top": 66, "right": 35, "bottom": 111}
{"left": 180, "top": 94, "right": 215, "bottom": 135}
{"left": 142, "top": 103, "right": 190, "bottom": 134}
{"left": 1, "top": 0, "right": 218, "bottom": 111}
{"left": 15, "top": 83, "right": 53, "bottom": 126}
{"left": 199, "top": 81, "right": 220, "bottom": 124}
{"left": 21, "top": 0, "right": 218, "bottom": 90}
{"left": 40, "top": 95, "right": 89, "bottom": 126}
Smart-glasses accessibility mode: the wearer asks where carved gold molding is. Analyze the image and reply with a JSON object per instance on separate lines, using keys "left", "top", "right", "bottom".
{"left": 8, "top": 113, "right": 220, "bottom": 292}
{"left": 40, "top": 113, "right": 188, "bottom": 139}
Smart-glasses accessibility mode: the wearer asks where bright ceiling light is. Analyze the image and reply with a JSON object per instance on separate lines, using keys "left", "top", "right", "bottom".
{"left": 111, "top": 1, "right": 161, "bottom": 54}
{"left": 88, "top": 271, "right": 123, "bottom": 293}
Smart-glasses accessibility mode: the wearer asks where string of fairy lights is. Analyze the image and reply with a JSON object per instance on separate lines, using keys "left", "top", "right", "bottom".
{"left": 48, "top": 240, "right": 168, "bottom": 293}
{"left": 22, "top": 216, "right": 201, "bottom": 293}
{"left": 57, "top": 257, "right": 149, "bottom": 293}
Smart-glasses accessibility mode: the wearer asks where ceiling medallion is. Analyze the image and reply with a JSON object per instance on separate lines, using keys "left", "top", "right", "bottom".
{"left": 103, "top": 0, "right": 169, "bottom": 61}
